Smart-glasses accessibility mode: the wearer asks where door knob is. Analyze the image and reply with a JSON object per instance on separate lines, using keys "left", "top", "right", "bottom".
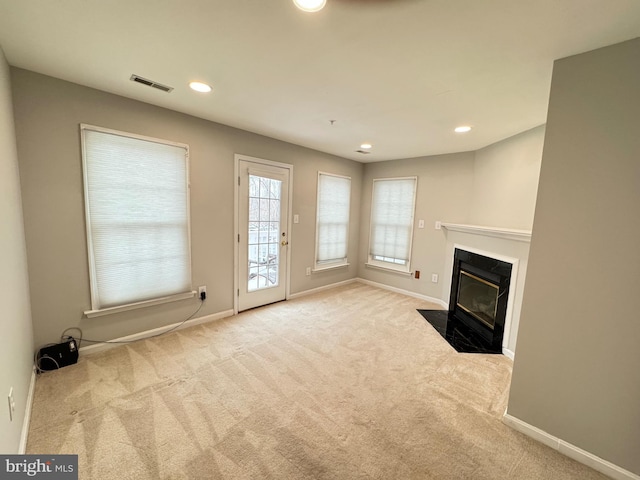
{"left": 281, "top": 240, "right": 289, "bottom": 246}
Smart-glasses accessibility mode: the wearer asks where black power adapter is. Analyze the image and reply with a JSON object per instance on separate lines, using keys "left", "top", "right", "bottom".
{"left": 37, "top": 337, "right": 79, "bottom": 371}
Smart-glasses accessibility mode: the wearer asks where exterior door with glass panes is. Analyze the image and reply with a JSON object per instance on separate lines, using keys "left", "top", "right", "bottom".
{"left": 238, "top": 159, "right": 290, "bottom": 311}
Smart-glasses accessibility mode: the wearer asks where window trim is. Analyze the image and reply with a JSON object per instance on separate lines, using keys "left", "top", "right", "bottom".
{"left": 367, "top": 176, "right": 418, "bottom": 274}
{"left": 80, "top": 123, "right": 194, "bottom": 317}
{"left": 84, "top": 291, "right": 196, "bottom": 318}
{"left": 364, "top": 261, "right": 413, "bottom": 276}
{"left": 312, "top": 263, "right": 350, "bottom": 273}
{"left": 314, "top": 171, "right": 352, "bottom": 271}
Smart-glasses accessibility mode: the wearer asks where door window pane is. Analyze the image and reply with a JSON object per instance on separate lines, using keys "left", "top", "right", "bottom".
{"left": 248, "top": 175, "right": 282, "bottom": 292}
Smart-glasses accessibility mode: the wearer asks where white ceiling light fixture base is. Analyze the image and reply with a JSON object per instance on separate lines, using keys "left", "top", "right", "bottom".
{"left": 293, "top": 0, "right": 326, "bottom": 12}
{"left": 189, "top": 81, "right": 212, "bottom": 93}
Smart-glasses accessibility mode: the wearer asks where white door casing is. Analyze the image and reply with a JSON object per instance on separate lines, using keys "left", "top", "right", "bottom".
{"left": 235, "top": 155, "right": 292, "bottom": 312}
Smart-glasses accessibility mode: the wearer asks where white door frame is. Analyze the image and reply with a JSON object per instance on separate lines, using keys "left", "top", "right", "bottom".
{"left": 234, "top": 153, "right": 293, "bottom": 314}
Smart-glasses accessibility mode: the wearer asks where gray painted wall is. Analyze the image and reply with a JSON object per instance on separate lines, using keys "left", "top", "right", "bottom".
{"left": 470, "top": 125, "right": 544, "bottom": 230}
{"left": 0, "top": 49, "right": 34, "bottom": 453}
{"left": 11, "top": 68, "right": 363, "bottom": 348}
{"left": 508, "top": 38, "right": 640, "bottom": 475}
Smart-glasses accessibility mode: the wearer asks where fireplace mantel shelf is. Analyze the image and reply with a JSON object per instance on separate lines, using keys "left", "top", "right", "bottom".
{"left": 441, "top": 222, "right": 532, "bottom": 243}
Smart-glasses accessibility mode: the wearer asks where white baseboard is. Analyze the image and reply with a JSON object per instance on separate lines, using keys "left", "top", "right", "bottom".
{"left": 503, "top": 413, "right": 640, "bottom": 480}
{"left": 77, "top": 277, "right": 441, "bottom": 356}
{"left": 356, "top": 278, "right": 448, "bottom": 308}
{"left": 19, "top": 368, "right": 37, "bottom": 454}
{"left": 288, "top": 278, "right": 358, "bottom": 300}
{"left": 79, "top": 309, "right": 235, "bottom": 356}
{"left": 502, "top": 348, "right": 515, "bottom": 360}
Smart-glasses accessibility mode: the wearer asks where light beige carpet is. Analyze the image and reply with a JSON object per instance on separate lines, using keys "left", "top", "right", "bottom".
{"left": 27, "top": 283, "right": 610, "bottom": 479}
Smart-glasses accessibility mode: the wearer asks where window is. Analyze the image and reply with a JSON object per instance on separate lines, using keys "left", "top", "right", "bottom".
{"left": 315, "top": 172, "right": 351, "bottom": 269}
{"left": 368, "top": 176, "right": 417, "bottom": 273}
{"left": 81, "top": 125, "right": 192, "bottom": 316}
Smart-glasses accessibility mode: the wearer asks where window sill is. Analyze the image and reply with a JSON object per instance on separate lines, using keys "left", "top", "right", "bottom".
{"left": 84, "top": 291, "right": 196, "bottom": 318}
{"left": 313, "top": 263, "right": 350, "bottom": 273}
{"left": 365, "top": 262, "right": 413, "bottom": 276}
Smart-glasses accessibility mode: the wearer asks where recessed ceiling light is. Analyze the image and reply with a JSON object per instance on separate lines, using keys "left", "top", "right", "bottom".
{"left": 189, "top": 81, "right": 212, "bottom": 93}
{"left": 360, "top": 143, "right": 372, "bottom": 149}
{"left": 454, "top": 126, "right": 472, "bottom": 133}
{"left": 293, "top": 0, "right": 326, "bottom": 12}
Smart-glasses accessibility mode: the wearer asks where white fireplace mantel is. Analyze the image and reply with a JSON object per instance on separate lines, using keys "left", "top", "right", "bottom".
{"left": 441, "top": 222, "right": 532, "bottom": 243}
{"left": 440, "top": 222, "right": 533, "bottom": 358}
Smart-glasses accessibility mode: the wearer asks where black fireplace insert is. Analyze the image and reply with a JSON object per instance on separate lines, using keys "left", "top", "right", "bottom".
{"left": 448, "top": 248, "right": 512, "bottom": 352}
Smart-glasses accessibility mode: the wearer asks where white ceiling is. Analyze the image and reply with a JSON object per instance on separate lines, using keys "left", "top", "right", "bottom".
{"left": 1, "top": 0, "right": 639, "bottom": 162}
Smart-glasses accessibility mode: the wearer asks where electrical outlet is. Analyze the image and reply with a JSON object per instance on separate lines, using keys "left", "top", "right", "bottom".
{"left": 198, "top": 286, "right": 207, "bottom": 300}
{"left": 431, "top": 273, "right": 439, "bottom": 283}
{"left": 305, "top": 267, "right": 311, "bottom": 276}
{"left": 8, "top": 387, "right": 15, "bottom": 422}
{"left": 435, "top": 221, "right": 442, "bottom": 230}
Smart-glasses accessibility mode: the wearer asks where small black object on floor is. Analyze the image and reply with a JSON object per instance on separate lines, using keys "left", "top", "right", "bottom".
{"left": 36, "top": 337, "right": 79, "bottom": 371}
{"left": 417, "top": 309, "right": 502, "bottom": 354}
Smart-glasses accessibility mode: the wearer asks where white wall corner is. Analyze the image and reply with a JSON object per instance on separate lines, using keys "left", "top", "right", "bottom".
{"left": 19, "top": 368, "right": 37, "bottom": 454}
{"left": 503, "top": 412, "right": 640, "bottom": 480}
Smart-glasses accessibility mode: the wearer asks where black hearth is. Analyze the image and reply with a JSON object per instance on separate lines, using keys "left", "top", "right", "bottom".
{"left": 419, "top": 248, "right": 512, "bottom": 354}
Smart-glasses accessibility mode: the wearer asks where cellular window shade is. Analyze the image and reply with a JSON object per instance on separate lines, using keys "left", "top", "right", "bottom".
{"left": 316, "top": 173, "right": 351, "bottom": 265}
{"left": 82, "top": 128, "right": 191, "bottom": 311}
{"left": 369, "top": 177, "right": 417, "bottom": 263}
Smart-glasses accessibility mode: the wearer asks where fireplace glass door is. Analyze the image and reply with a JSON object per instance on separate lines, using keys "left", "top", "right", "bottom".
{"left": 456, "top": 271, "right": 499, "bottom": 330}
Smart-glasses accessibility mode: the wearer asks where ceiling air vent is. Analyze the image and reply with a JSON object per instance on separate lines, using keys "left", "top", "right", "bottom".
{"left": 355, "top": 150, "right": 371, "bottom": 154}
{"left": 129, "top": 74, "right": 174, "bottom": 93}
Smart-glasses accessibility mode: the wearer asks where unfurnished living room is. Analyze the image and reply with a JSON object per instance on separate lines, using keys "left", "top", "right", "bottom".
{"left": 1, "top": 1, "right": 639, "bottom": 479}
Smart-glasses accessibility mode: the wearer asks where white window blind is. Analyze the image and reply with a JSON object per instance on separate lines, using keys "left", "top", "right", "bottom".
{"left": 81, "top": 125, "right": 192, "bottom": 313}
{"left": 315, "top": 172, "right": 351, "bottom": 268}
{"left": 369, "top": 177, "right": 417, "bottom": 271}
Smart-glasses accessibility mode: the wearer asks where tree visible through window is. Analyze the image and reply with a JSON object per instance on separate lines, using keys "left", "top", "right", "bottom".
{"left": 247, "top": 174, "right": 281, "bottom": 291}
